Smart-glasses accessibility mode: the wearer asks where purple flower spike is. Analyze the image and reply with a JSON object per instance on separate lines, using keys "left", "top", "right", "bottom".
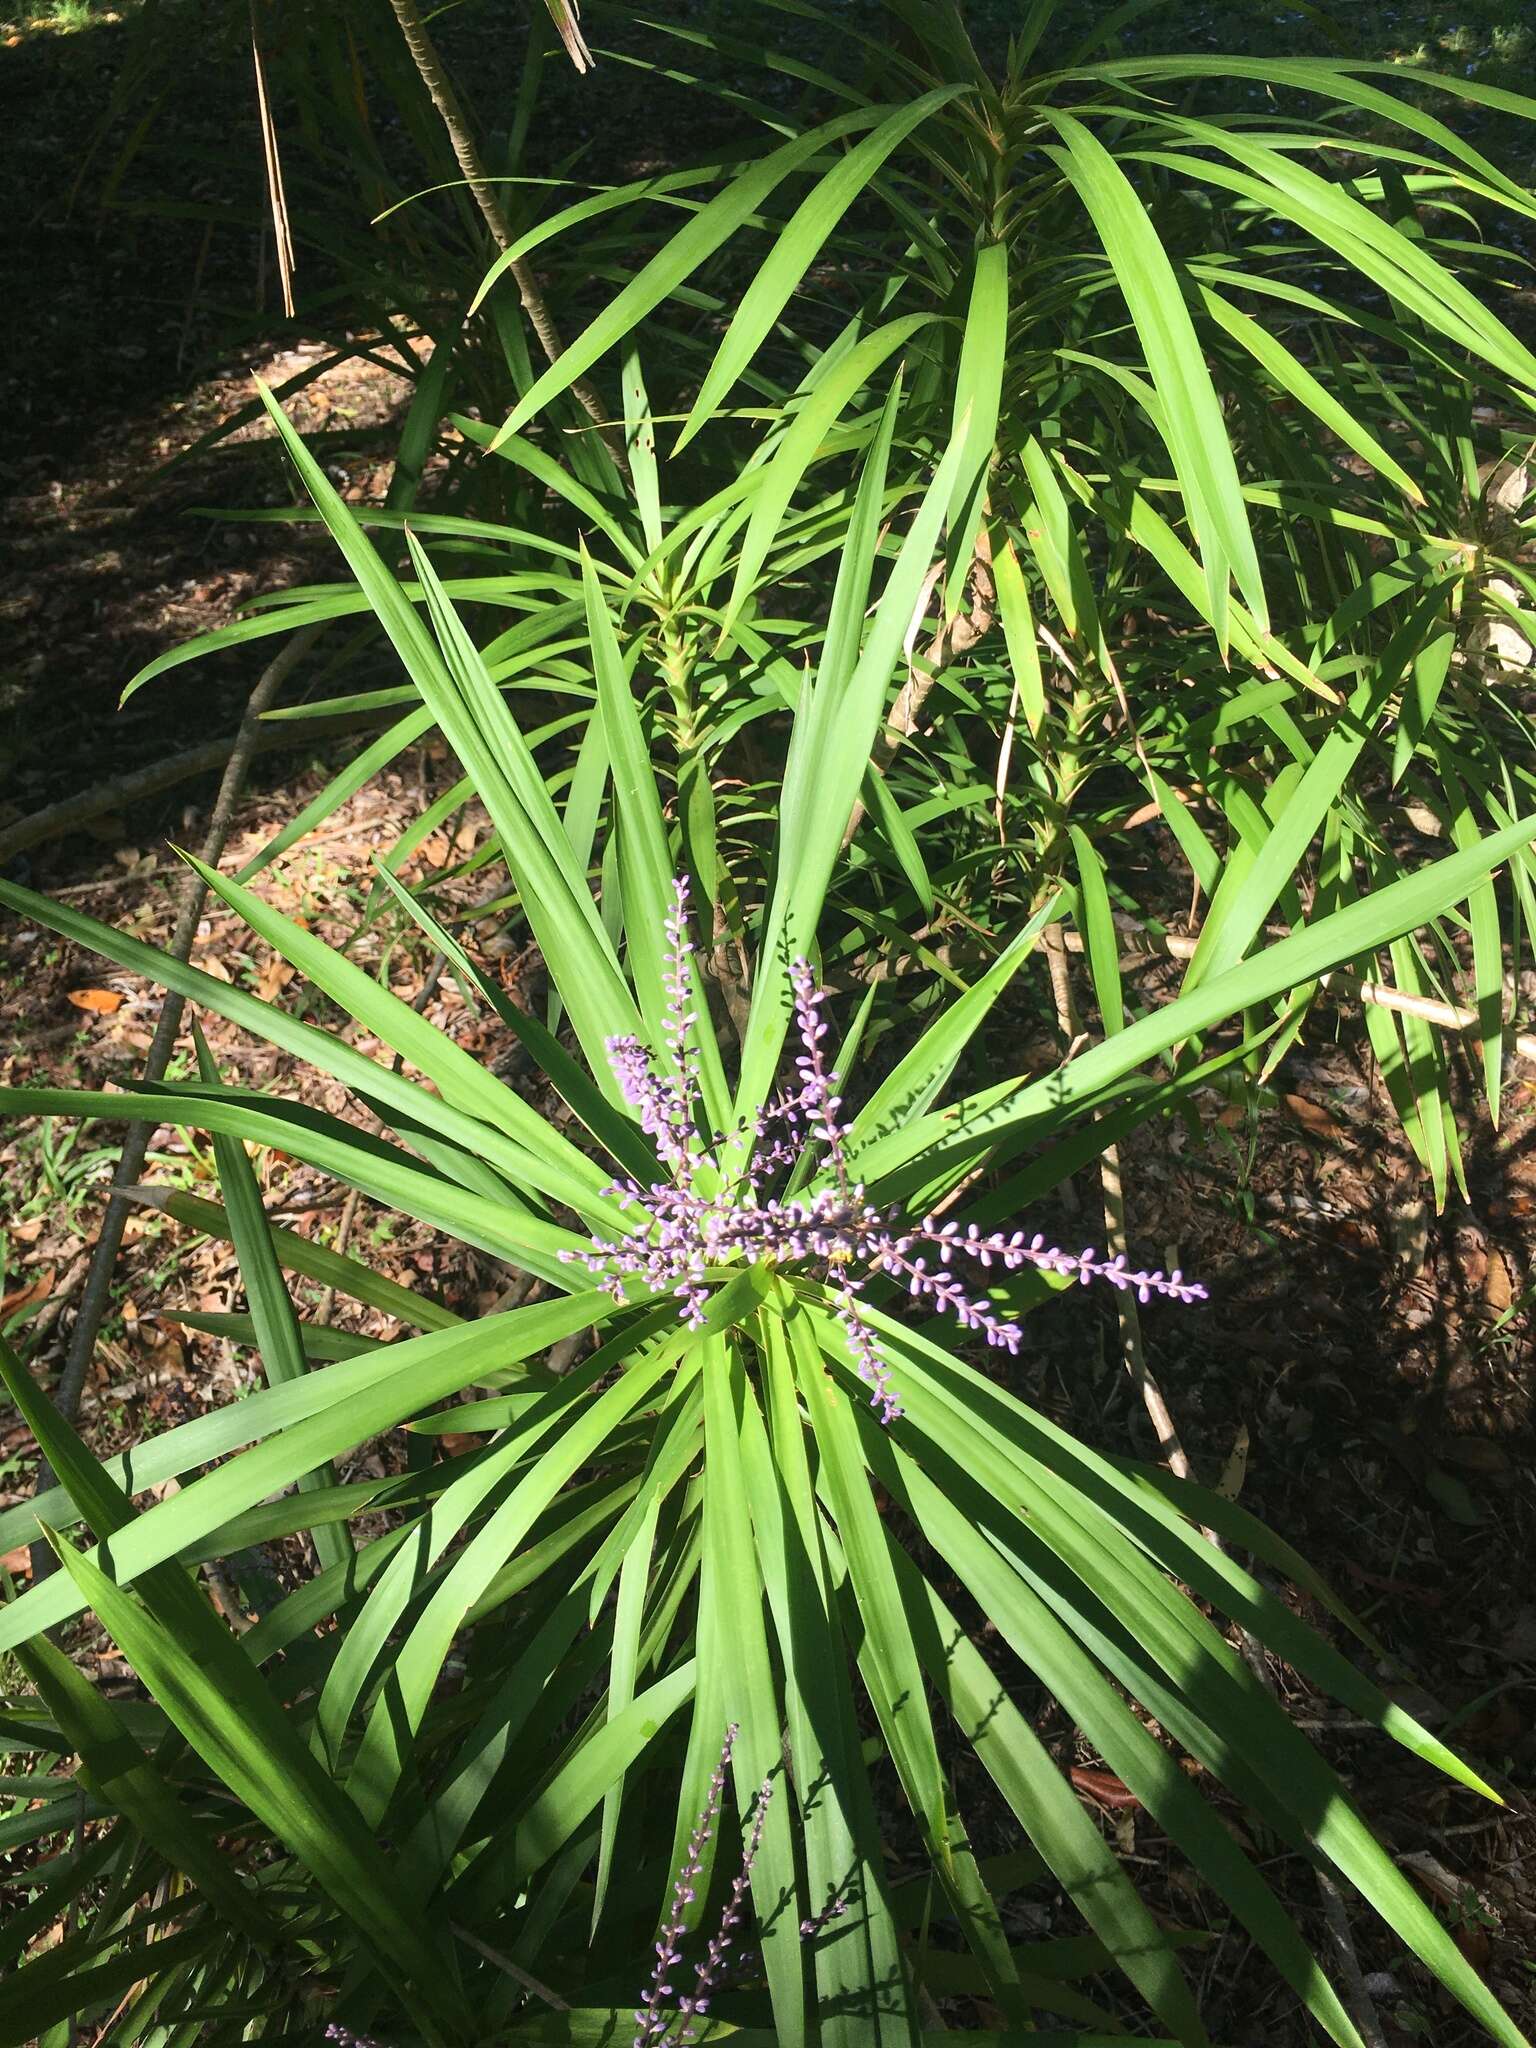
{"left": 567, "top": 882, "right": 1207, "bottom": 1430}
{"left": 636, "top": 1728, "right": 771, "bottom": 2048}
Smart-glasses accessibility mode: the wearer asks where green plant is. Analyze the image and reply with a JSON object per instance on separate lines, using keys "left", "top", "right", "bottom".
{"left": 1, "top": 392, "right": 1533, "bottom": 2043}
{"left": 120, "top": 0, "right": 1536, "bottom": 1215}
{"left": 443, "top": 0, "right": 1536, "bottom": 1172}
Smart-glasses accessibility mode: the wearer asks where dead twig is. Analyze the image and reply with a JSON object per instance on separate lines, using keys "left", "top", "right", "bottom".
{"left": 27, "top": 627, "right": 320, "bottom": 1587}
{"left": 0, "top": 704, "right": 394, "bottom": 867}
{"left": 1315, "top": 1868, "right": 1390, "bottom": 2048}
{"left": 25, "top": 1251, "right": 92, "bottom": 1348}
{"left": 250, "top": 0, "right": 296, "bottom": 318}
{"left": 1099, "top": 1140, "right": 1199, "bottom": 1484}
{"left": 449, "top": 1921, "right": 568, "bottom": 2009}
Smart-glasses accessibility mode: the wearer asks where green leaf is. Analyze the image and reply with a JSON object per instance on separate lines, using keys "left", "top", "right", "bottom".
{"left": 945, "top": 239, "right": 1009, "bottom": 610}
{"left": 1199, "top": 284, "right": 1423, "bottom": 503}
{"left": 47, "top": 1532, "right": 464, "bottom": 2034}
{"left": 700, "top": 1340, "right": 807, "bottom": 2036}
{"left": 736, "top": 394, "right": 973, "bottom": 1120}
{"left": 1042, "top": 111, "right": 1266, "bottom": 639}
{"left": 120, "top": 1186, "right": 461, "bottom": 1330}
{"left": 1068, "top": 827, "right": 1124, "bottom": 1035}
{"left": 862, "top": 809, "right": 1536, "bottom": 1191}
{"left": 489, "top": 105, "right": 904, "bottom": 446}
{"left": 676, "top": 87, "right": 962, "bottom": 451}
{"left": 992, "top": 534, "right": 1046, "bottom": 737}
{"left": 718, "top": 312, "right": 936, "bottom": 650}
{"left": 0, "top": 1292, "right": 607, "bottom": 1650}
{"left": 194, "top": 1023, "right": 351, "bottom": 1574}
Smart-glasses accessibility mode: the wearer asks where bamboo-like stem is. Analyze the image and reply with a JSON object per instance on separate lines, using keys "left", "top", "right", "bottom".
{"left": 383, "top": 0, "right": 617, "bottom": 450}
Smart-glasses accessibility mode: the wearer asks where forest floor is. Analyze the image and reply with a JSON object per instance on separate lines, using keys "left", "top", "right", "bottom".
{"left": 2, "top": 4, "right": 1535, "bottom": 2045}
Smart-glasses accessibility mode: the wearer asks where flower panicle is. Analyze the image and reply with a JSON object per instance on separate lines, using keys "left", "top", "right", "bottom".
{"left": 570, "top": 882, "right": 1207, "bottom": 1430}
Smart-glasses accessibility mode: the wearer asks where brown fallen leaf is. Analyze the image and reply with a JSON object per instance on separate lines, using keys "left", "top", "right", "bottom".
{"left": 1070, "top": 1766, "right": 1141, "bottom": 1811}
{"left": 1284, "top": 1092, "right": 1345, "bottom": 1143}
{"left": 1482, "top": 1248, "right": 1513, "bottom": 1312}
{"left": 1459, "top": 1696, "right": 1522, "bottom": 1753}
{"left": 255, "top": 956, "right": 296, "bottom": 1003}
{"left": 1216, "top": 1421, "right": 1250, "bottom": 1501}
{"left": 1436, "top": 1437, "right": 1512, "bottom": 1476}
{"left": 1, "top": 1267, "right": 55, "bottom": 1319}
{"left": 1339, "top": 1558, "right": 1444, "bottom": 1608}
{"left": 11, "top": 1218, "right": 44, "bottom": 1245}
{"left": 67, "top": 987, "right": 126, "bottom": 1016}
{"left": 0, "top": 1545, "right": 33, "bottom": 1580}
{"left": 1399, "top": 1850, "right": 1468, "bottom": 1910}
{"left": 1454, "top": 1923, "right": 1492, "bottom": 1969}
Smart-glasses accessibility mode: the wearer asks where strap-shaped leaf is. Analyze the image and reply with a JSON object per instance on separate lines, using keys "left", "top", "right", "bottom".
{"left": 891, "top": 1546, "right": 1209, "bottom": 2044}
{"left": 751, "top": 1309, "right": 913, "bottom": 2042}
{"left": 736, "top": 398, "right": 973, "bottom": 1120}
{"left": 718, "top": 313, "right": 937, "bottom": 650}
{"left": 0, "top": 1293, "right": 606, "bottom": 1651}
{"left": 858, "top": 807, "right": 1536, "bottom": 1192}
{"left": 1041, "top": 110, "right": 1266, "bottom": 642}
{"left": 47, "top": 1532, "right": 464, "bottom": 2035}
{"left": 944, "top": 239, "right": 1009, "bottom": 612}
{"left": 0, "top": 1338, "right": 272, "bottom": 1938}
{"left": 700, "top": 1341, "right": 808, "bottom": 2036}
{"left": 582, "top": 544, "right": 730, "bottom": 1127}
{"left": 123, "top": 1185, "right": 462, "bottom": 1330}
{"left": 194, "top": 1023, "right": 351, "bottom": 1574}
{"left": 890, "top": 1451, "right": 1361, "bottom": 2048}
{"left": 676, "top": 86, "right": 962, "bottom": 452}
{"left": 487, "top": 105, "right": 906, "bottom": 448}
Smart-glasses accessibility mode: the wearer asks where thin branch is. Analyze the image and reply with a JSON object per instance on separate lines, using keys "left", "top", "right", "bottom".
{"left": 449, "top": 1921, "right": 569, "bottom": 2010}
{"left": 27, "top": 627, "right": 319, "bottom": 1585}
{"left": 1315, "top": 1868, "right": 1391, "bottom": 2048}
{"left": 1100, "top": 1140, "right": 1199, "bottom": 1484}
{"left": 0, "top": 703, "right": 394, "bottom": 866}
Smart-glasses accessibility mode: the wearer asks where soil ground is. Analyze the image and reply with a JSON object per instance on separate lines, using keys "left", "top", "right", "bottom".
{"left": 1, "top": 4, "right": 1533, "bottom": 2044}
